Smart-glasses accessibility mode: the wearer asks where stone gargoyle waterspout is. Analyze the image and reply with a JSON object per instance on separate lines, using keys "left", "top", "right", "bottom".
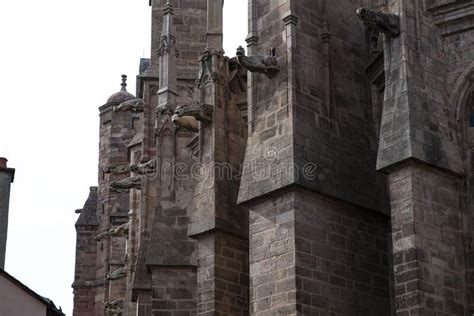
{"left": 95, "top": 222, "right": 130, "bottom": 241}
{"left": 113, "top": 98, "right": 145, "bottom": 113}
{"left": 110, "top": 221, "right": 130, "bottom": 238}
{"left": 110, "top": 176, "right": 141, "bottom": 190}
{"left": 106, "top": 267, "right": 127, "bottom": 281}
{"left": 130, "top": 159, "right": 156, "bottom": 175}
{"left": 171, "top": 102, "right": 213, "bottom": 132}
{"left": 103, "top": 164, "right": 130, "bottom": 175}
{"left": 236, "top": 46, "right": 280, "bottom": 79}
{"left": 105, "top": 299, "right": 123, "bottom": 316}
{"left": 356, "top": 7, "right": 400, "bottom": 37}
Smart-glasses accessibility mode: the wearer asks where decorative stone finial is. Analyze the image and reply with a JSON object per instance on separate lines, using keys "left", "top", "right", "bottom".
{"left": 120, "top": 74, "right": 127, "bottom": 91}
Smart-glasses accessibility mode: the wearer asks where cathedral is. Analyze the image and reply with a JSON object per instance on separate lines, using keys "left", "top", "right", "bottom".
{"left": 72, "top": 0, "right": 474, "bottom": 315}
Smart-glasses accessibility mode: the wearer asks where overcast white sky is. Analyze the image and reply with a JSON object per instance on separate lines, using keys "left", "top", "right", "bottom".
{"left": 0, "top": 0, "right": 246, "bottom": 314}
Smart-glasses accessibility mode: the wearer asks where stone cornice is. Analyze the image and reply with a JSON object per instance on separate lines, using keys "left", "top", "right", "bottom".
{"left": 429, "top": 2, "right": 474, "bottom": 36}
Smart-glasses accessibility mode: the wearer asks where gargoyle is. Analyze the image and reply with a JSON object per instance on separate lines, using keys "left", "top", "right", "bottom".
{"left": 106, "top": 267, "right": 127, "bottom": 281}
{"left": 109, "top": 221, "right": 130, "bottom": 238}
{"left": 105, "top": 299, "right": 123, "bottom": 316}
{"left": 229, "top": 58, "right": 247, "bottom": 95}
{"left": 110, "top": 187, "right": 129, "bottom": 194}
{"left": 110, "top": 176, "right": 141, "bottom": 190}
{"left": 130, "top": 159, "right": 156, "bottom": 175}
{"left": 103, "top": 164, "right": 130, "bottom": 175}
{"left": 356, "top": 8, "right": 400, "bottom": 37}
{"left": 95, "top": 229, "right": 112, "bottom": 241}
{"left": 95, "top": 222, "right": 129, "bottom": 241}
{"left": 156, "top": 103, "right": 174, "bottom": 116}
{"left": 171, "top": 103, "right": 213, "bottom": 131}
{"left": 113, "top": 98, "right": 145, "bottom": 113}
{"left": 171, "top": 115, "right": 198, "bottom": 132}
{"left": 236, "top": 46, "right": 280, "bottom": 79}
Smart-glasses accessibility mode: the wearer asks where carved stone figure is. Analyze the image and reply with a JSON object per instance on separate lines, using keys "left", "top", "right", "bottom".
{"left": 105, "top": 299, "right": 123, "bottom": 316}
{"left": 171, "top": 115, "right": 199, "bottom": 132}
{"left": 110, "top": 176, "right": 141, "bottom": 190}
{"left": 106, "top": 267, "right": 127, "bottom": 281}
{"left": 356, "top": 7, "right": 400, "bottom": 37}
{"left": 229, "top": 58, "right": 247, "bottom": 95}
{"left": 175, "top": 103, "right": 213, "bottom": 123}
{"left": 109, "top": 187, "right": 129, "bottom": 194}
{"left": 171, "top": 103, "right": 213, "bottom": 131}
{"left": 95, "top": 222, "right": 130, "bottom": 241}
{"left": 103, "top": 164, "right": 130, "bottom": 175}
{"left": 95, "top": 229, "right": 112, "bottom": 241}
{"left": 109, "top": 221, "right": 130, "bottom": 238}
{"left": 113, "top": 98, "right": 145, "bottom": 113}
{"left": 236, "top": 46, "right": 280, "bottom": 79}
{"left": 156, "top": 103, "right": 174, "bottom": 116}
{"left": 130, "top": 159, "right": 156, "bottom": 175}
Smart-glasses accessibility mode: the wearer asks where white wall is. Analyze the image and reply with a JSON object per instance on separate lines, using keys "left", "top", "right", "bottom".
{"left": 0, "top": 275, "right": 46, "bottom": 316}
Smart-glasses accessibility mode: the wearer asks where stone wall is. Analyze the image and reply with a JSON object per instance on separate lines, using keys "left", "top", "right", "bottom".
{"left": 197, "top": 232, "right": 249, "bottom": 315}
{"left": 388, "top": 162, "right": 469, "bottom": 315}
{"left": 151, "top": 267, "right": 197, "bottom": 315}
{"left": 248, "top": 187, "right": 392, "bottom": 315}
{"left": 239, "top": 0, "right": 386, "bottom": 212}
{"left": 73, "top": 226, "right": 98, "bottom": 316}
{"left": 149, "top": 0, "right": 207, "bottom": 79}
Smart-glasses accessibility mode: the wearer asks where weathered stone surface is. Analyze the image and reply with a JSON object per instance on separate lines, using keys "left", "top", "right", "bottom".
{"left": 73, "top": 1, "right": 474, "bottom": 316}
{"left": 237, "top": 0, "right": 388, "bottom": 213}
{"left": 387, "top": 161, "right": 469, "bottom": 315}
{"left": 248, "top": 187, "right": 392, "bottom": 315}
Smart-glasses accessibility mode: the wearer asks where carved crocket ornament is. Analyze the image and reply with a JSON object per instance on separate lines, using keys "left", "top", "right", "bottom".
{"left": 113, "top": 98, "right": 145, "bottom": 113}
{"left": 236, "top": 46, "right": 280, "bottom": 79}
{"left": 356, "top": 8, "right": 400, "bottom": 37}
{"left": 171, "top": 103, "right": 213, "bottom": 131}
{"left": 110, "top": 176, "right": 141, "bottom": 190}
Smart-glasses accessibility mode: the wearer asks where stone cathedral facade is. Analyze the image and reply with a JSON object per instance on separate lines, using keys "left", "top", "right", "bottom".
{"left": 72, "top": 0, "right": 474, "bottom": 315}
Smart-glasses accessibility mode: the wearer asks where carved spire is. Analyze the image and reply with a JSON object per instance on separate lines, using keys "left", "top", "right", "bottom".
{"left": 120, "top": 74, "right": 128, "bottom": 91}
{"left": 158, "top": 1, "right": 176, "bottom": 57}
{"left": 156, "top": 0, "right": 178, "bottom": 120}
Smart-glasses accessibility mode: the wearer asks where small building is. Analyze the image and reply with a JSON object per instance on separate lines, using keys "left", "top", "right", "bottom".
{"left": 0, "top": 269, "right": 65, "bottom": 316}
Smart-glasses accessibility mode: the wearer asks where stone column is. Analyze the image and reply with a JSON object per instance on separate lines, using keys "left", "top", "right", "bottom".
{"left": 375, "top": 0, "right": 469, "bottom": 314}
{"left": 0, "top": 157, "right": 14, "bottom": 269}
{"left": 187, "top": 1, "right": 250, "bottom": 315}
{"left": 147, "top": 2, "right": 200, "bottom": 315}
{"left": 73, "top": 187, "right": 99, "bottom": 316}
{"left": 239, "top": 1, "right": 393, "bottom": 315}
